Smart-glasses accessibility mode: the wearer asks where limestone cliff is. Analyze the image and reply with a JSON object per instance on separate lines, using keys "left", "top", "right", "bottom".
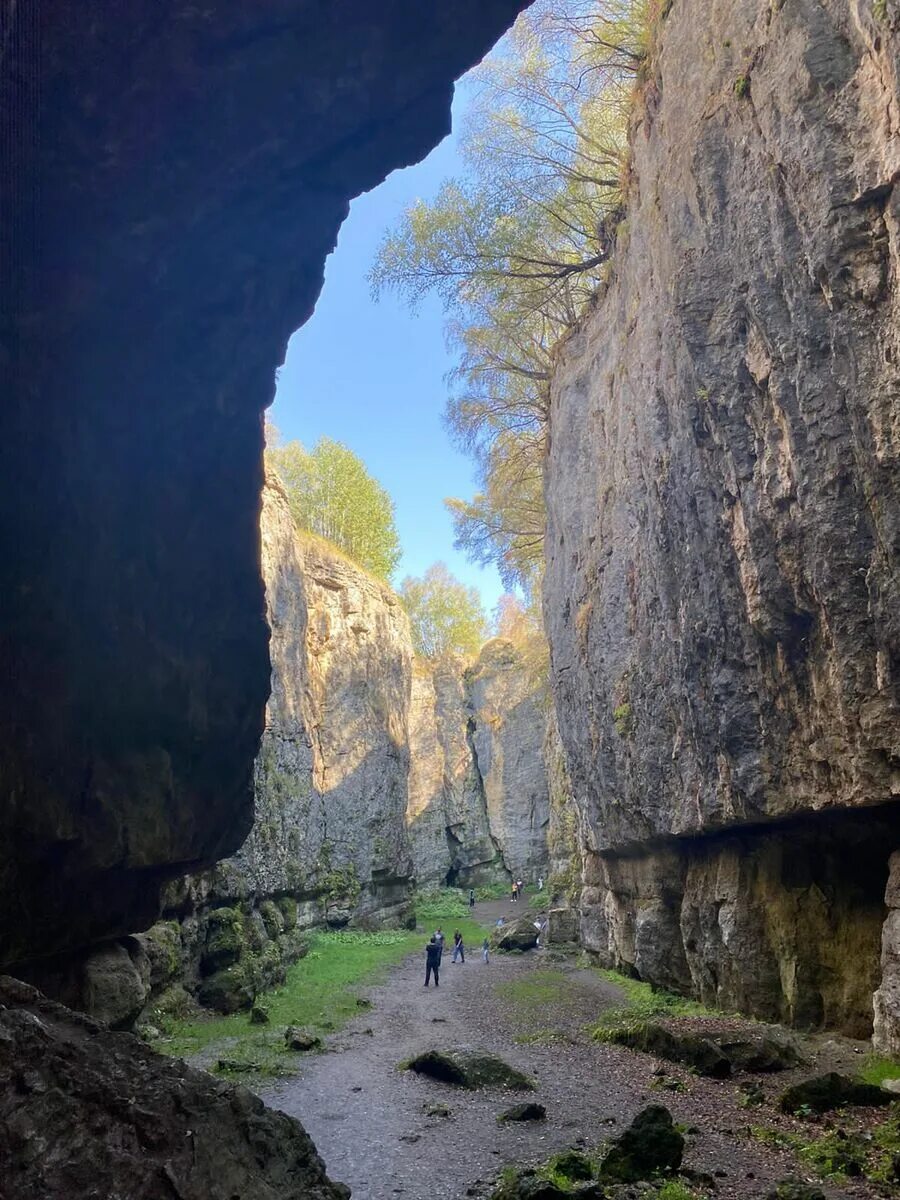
{"left": 406, "top": 642, "right": 551, "bottom": 890}
{"left": 544, "top": 0, "right": 900, "bottom": 1042}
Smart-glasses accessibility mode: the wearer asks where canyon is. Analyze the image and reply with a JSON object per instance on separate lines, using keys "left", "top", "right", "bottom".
{"left": 2, "top": 0, "right": 899, "bottom": 1196}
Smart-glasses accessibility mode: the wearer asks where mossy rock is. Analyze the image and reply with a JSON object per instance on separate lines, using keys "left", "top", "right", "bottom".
{"left": 197, "top": 963, "right": 254, "bottom": 1014}
{"left": 285, "top": 1026, "right": 321, "bottom": 1051}
{"left": 597, "top": 1104, "right": 683, "bottom": 1183}
{"left": 200, "top": 907, "right": 245, "bottom": 975}
{"left": 547, "top": 1149, "right": 592, "bottom": 1182}
{"left": 259, "top": 899, "right": 285, "bottom": 940}
{"left": 276, "top": 895, "right": 299, "bottom": 931}
{"left": 152, "top": 983, "right": 194, "bottom": 1018}
{"left": 249, "top": 1002, "right": 269, "bottom": 1025}
{"left": 719, "top": 1035, "right": 802, "bottom": 1073}
{"left": 605, "top": 1021, "right": 731, "bottom": 1078}
{"left": 778, "top": 1072, "right": 895, "bottom": 1114}
{"left": 404, "top": 1049, "right": 534, "bottom": 1091}
{"left": 140, "top": 921, "right": 183, "bottom": 987}
{"left": 498, "top": 1101, "right": 546, "bottom": 1123}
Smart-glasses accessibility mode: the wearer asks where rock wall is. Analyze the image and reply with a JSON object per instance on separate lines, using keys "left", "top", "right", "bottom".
{"left": 134, "top": 476, "right": 417, "bottom": 1015}
{"left": 1, "top": 0, "right": 528, "bottom": 972}
{"left": 406, "top": 641, "right": 551, "bottom": 890}
{"left": 544, "top": 0, "right": 900, "bottom": 1042}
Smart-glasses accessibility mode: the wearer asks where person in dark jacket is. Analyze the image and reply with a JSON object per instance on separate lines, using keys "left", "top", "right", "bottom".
{"left": 451, "top": 929, "right": 465, "bottom": 964}
{"left": 425, "top": 936, "right": 441, "bottom": 987}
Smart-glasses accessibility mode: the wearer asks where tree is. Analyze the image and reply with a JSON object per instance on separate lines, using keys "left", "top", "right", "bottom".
{"left": 266, "top": 432, "right": 402, "bottom": 581}
{"left": 371, "top": 1, "right": 652, "bottom": 595}
{"left": 400, "top": 563, "right": 488, "bottom": 659}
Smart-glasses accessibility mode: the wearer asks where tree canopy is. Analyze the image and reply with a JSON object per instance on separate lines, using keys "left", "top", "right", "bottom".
{"left": 266, "top": 429, "right": 401, "bottom": 581}
{"left": 371, "top": 1, "right": 651, "bottom": 596}
{"left": 399, "top": 563, "right": 488, "bottom": 659}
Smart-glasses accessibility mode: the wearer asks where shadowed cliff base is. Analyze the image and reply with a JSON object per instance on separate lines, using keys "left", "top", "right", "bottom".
{"left": 581, "top": 799, "right": 900, "bottom": 1039}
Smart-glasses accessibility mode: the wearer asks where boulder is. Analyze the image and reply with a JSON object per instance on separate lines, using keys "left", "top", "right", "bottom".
{"left": 285, "top": 1026, "right": 321, "bottom": 1052}
{"left": 604, "top": 1021, "right": 731, "bottom": 1078}
{"left": 778, "top": 1072, "right": 895, "bottom": 1114}
{"left": 499, "top": 1101, "right": 547, "bottom": 1122}
{"left": 597, "top": 1104, "right": 684, "bottom": 1183}
{"left": 250, "top": 1003, "right": 270, "bottom": 1025}
{"left": 548, "top": 1150, "right": 593, "bottom": 1182}
{"left": 404, "top": 1049, "right": 534, "bottom": 1090}
{"left": 0, "top": 976, "right": 348, "bottom": 1199}
{"left": 494, "top": 919, "right": 540, "bottom": 952}
{"left": 718, "top": 1035, "right": 802, "bottom": 1073}
{"left": 82, "top": 942, "right": 149, "bottom": 1029}
{"left": 197, "top": 963, "right": 255, "bottom": 1014}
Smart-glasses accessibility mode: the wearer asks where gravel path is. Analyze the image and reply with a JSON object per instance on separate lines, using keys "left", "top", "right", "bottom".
{"left": 257, "top": 902, "right": 877, "bottom": 1200}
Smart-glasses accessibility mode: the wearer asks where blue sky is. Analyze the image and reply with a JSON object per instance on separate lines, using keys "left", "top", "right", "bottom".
{"left": 268, "top": 81, "right": 508, "bottom": 616}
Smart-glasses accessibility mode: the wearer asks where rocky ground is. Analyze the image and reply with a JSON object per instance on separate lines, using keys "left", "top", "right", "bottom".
{"left": 245, "top": 901, "right": 897, "bottom": 1199}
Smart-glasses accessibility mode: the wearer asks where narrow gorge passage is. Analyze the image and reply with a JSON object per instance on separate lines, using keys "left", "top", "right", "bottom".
{"left": 241, "top": 900, "right": 878, "bottom": 1200}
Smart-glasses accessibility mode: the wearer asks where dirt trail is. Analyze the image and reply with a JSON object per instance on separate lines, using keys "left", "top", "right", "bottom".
{"left": 258, "top": 901, "right": 870, "bottom": 1200}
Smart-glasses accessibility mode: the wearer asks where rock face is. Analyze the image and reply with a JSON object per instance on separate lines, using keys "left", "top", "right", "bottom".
{"left": 0, "top": 976, "right": 348, "bottom": 1200}
{"left": 406, "top": 642, "right": 551, "bottom": 890}
{"left": 544, "top": 0, "right": 900, "bottom": 1040}
{"left": 1, "top": 0, "right": 529, "bottom": 971}
{"left": 124, "top": 476, "right": 417, "bottom": 1014}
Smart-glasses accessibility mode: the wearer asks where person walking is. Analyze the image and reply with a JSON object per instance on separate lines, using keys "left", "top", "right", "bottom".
{"left": 511, "top": 883, "right": 518, "bottom": 903}
{"left": 434, "top": 927, "right": 445, "bottom": 962}
{"left": 451, "top": 929, "right": 465, "bottom": 964}
{"left": 424, "top": 936, "right": 441, "bottom": 987}
{"left": 468, "top": 888, "right": 476, "bottom": 908}
{"left": 482, "top": 937, "right": 490, "bottom": 964}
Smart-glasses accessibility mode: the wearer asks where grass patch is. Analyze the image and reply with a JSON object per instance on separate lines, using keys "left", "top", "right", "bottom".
{"left": 416, "top": 887, "right": 470, "bottom": 921}
{"left": 750, "top": 1108, "right": 900, "bottom": 1186}
{"left": 496, "top": 968, "right": 571, "bottom": 1008}
{"left": 155, "top": 928, "right": 422, "bottom": 1074}
{"left": 860, "top": 1054, "right": 900, "bottom": 1088}
{"left": 156, "top": 907, "right": 490, "bottom": 1076}
{"left": 591, "top": 969, "right": 715, "bottom": 1040}
{"left": 528, "top": 892, "right": 549, "bottom": 912}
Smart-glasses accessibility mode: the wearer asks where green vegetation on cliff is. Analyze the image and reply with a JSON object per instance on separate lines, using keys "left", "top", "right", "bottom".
{"left": 266, "top": 428, "right": 401, "bottom": 580}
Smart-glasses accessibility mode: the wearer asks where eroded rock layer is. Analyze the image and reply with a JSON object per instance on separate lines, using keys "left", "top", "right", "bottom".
{"left": 1, "top": 0, "right": 528, "bottom": 971}
{"left": 544, "top": 0, "right": 900, "bottom": 1042}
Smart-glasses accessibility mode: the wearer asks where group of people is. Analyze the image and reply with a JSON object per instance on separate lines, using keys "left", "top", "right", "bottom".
{"left": 424, "top": 925, "right": 491, "bottom": 987}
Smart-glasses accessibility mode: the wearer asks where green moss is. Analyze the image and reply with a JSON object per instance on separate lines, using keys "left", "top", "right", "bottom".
{"left": 143, "top": 921, "right": 182, "bottom": 983}
{"left": 259, "top": 899, "right": 284, "bottom": 940}
{"left": 276, "top": 895, "right": 299, "bottom": 930}
{"left": 201, "top": 906, "right": 245, "bottom": 973}
{"left": 613, "top": 702, "right": 635, "bottom": 738}
{"left": 874, "top": 0, "right": 888, "bottom": 21}
{"left": 734, "top": 74, "right": 750, "bottom": 99}
{"left": 591, "top": 968, "right": 715, "bottom": 1040}
{"left": 751, "top": 1108, "right": 900, "bottom": 1186}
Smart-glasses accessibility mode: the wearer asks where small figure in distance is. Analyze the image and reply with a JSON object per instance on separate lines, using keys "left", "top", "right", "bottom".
{"left": 517, "top": 878, "right": 524, "bottom": 897}
{"left": 434, "top": 927, "right": 445, "bottom": 962}
{"left": 511, "top": 882, "right": 518, "bottom": 903}
{"left": 482, "top": 936, "right": 490, "bottom": 964}
{"left": 496, "top": 916, "right": 505, "bottom": 928}
{"left": 468, "top": 887, "right": 476, "bottom": 908}
{"left": 451, "top": 929, "right": 465, "bottom": 964}
{"left": 537, "top": 875, "right": 544, "bottom": 892}
{"left": 425, "top": 935, "right": 441, "bottom": 988}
